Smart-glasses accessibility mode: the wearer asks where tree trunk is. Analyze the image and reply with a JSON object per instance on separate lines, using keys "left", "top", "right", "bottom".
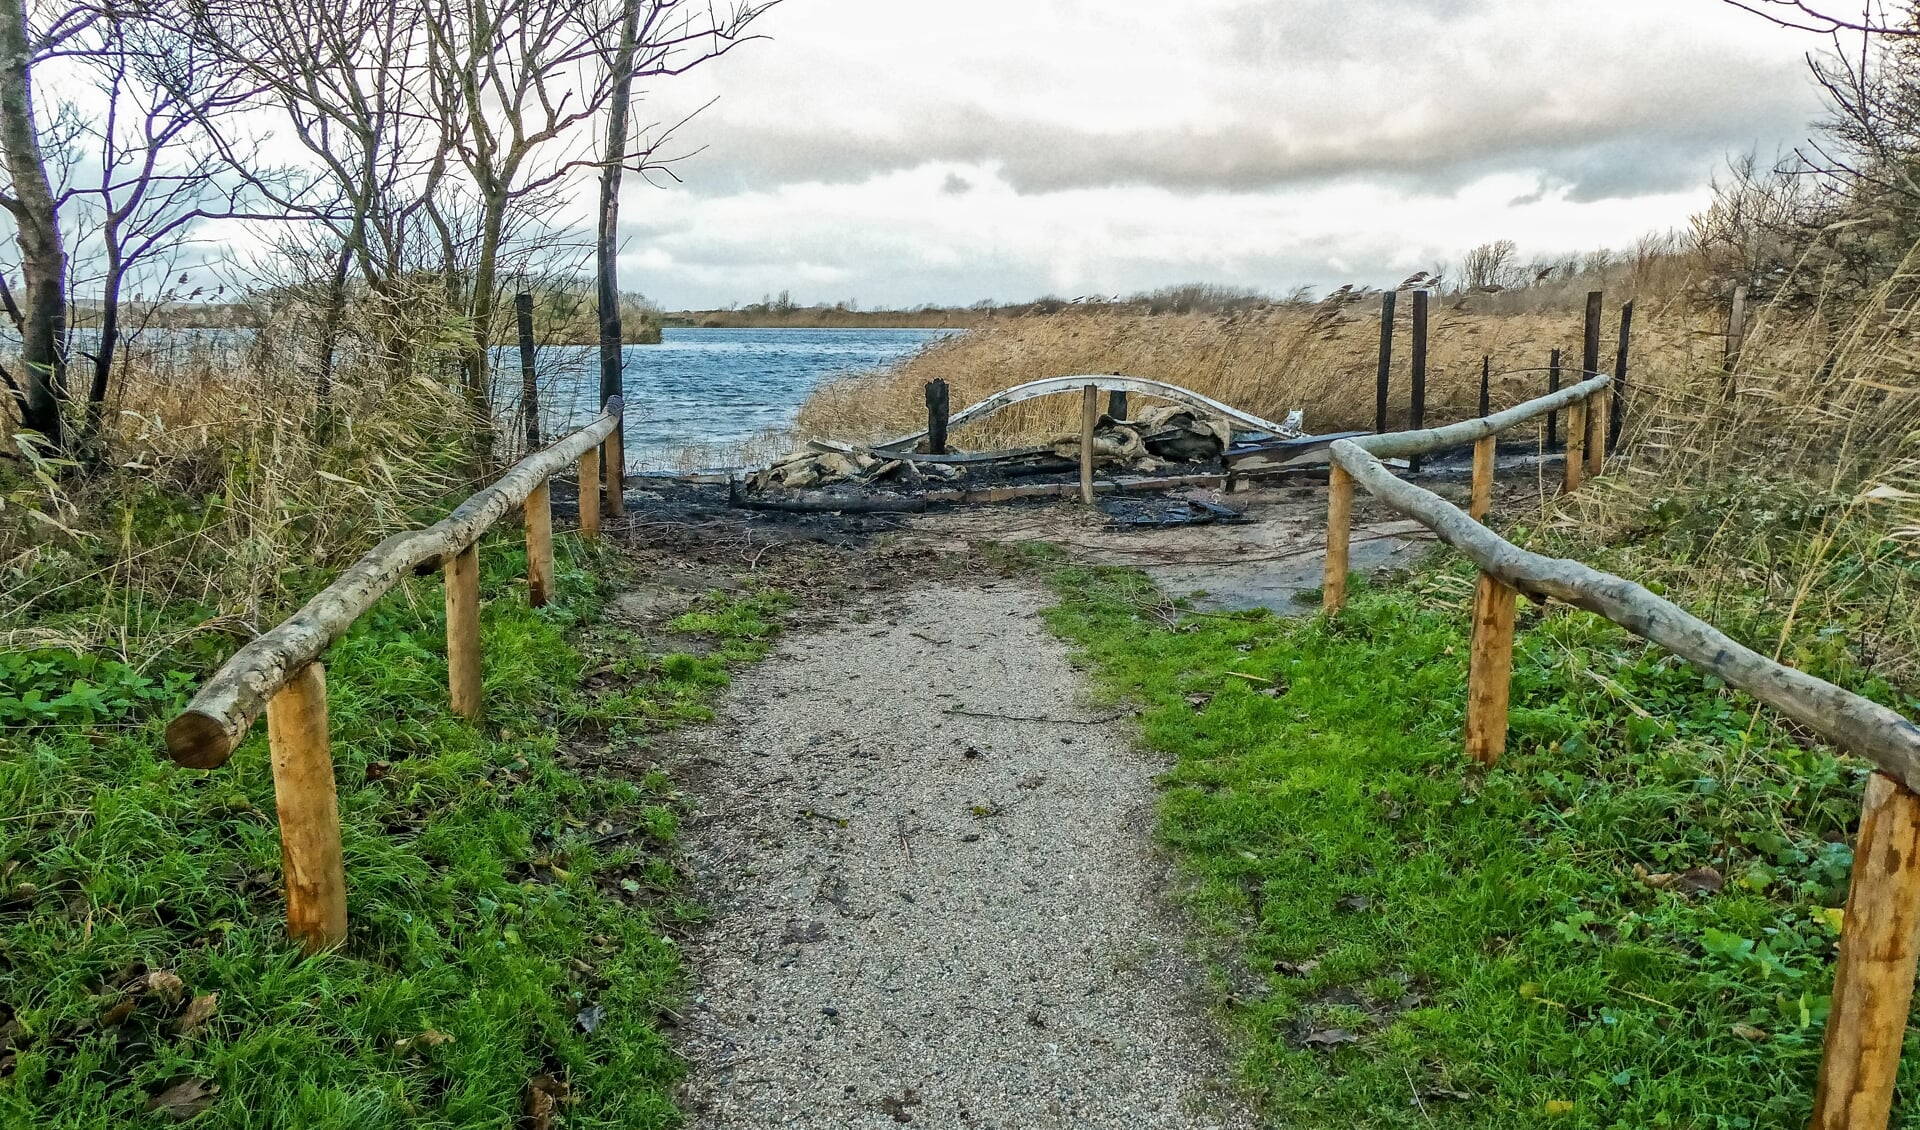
{"left": 83, "top": 254, "right": 121, "bottom": 440}
{"left": 596, "top": 0, "right": 640, "bottom": 501}
{"left": 0, "top": 0, "right": 68, "bottom": 450}
{"left": 464, "top": 194, "right": 503, "bottom": 475}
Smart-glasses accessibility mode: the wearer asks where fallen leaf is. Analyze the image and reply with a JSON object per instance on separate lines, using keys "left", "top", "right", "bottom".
{"left": 1544, "top": 1099, "right": 1575, "bottom": 1116}
{"left": 525, "top": 1074, "right": 570, "bottom": 1130}
{"left": 1184, "top": 691, "right": 1213, "bottom": 710}
{"left": 1336, "top": 894, "right": 1371, "bottom": 913}
{"left": 146, "top": 1079, "right": 218, "bottom": 1121}
{"left": 1301, "top": 1027, "right": 1360, "bottom": 1047}
{"left": 175, "top": 993, "right": 218, "bottom": 1037}
{"left": 1419, "top": 1086, "right": 1474, "bottom": 1102}
{"left": 1275, "top": 959, "right": 1322, "bottom": 978}
{"left": 1732, "top": 1023, "right": 1770, "bottom": 1041}
{"left": 143, "top": 970, "right": 186, "bottom": 1005}
{"left": 576, "top": 1005, "right": 606, "bottom": 1034}
{"left": 365, "top": 762, "right": 392, "bottom": 782}
{"left": 98, "top": 998, "right": 136, "bottom": 1028}
{"left": 1674, "top": 867, "right": 1725, "bottom": 896}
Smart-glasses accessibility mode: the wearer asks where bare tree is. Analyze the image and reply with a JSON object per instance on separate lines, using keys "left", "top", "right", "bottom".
{"left": 1721, "top": 0, "right": 1920, "bottom": 36}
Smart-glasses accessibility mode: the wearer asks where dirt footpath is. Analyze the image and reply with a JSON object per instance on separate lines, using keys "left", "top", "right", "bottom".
{"left": 674, "top": 582, "right": 1253, "bottom": 1129}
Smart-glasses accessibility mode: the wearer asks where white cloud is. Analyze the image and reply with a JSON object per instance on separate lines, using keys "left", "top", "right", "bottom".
{"left": 616, "top": 0, "right": 1829, "bottom": 307}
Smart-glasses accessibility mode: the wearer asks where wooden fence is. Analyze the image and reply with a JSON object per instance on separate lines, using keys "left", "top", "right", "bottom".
{"left": 1320, "top": 375, "right": 1920, "bottom": 1130}
{"left": 163, "top": 398, "right": 623, "bottom": 951}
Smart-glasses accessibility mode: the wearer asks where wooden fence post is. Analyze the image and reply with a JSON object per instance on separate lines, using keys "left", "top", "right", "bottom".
{"left": 1810, "top": 773, "right": 1920, "bottom": 1130}
{"left": 1586, "top": 391, "right": 1608, "bottom": 479}
{"left": 446, "top": 543, "right": 483, "bottom": 721}
{"left": 577, "top": 446, "right": 601, "bottom": 538}
{"left": 1478, "top": 355, "right": 1491, "bottom": 419}
{"left": 525, "top": 479, "right": 553, "bottom": 608}
{"left": 1324, "top": 463, "right": 1353, "bottom": 615}
{"left": 925, "top": 379, "right": 950, "bottom": 455}
{"left": 1546, "top": 349, "right": 1561, "bottom": 450}
{"left": 266, "top": 662, "right": 347, "bottom": 954}
{"left": 1470, "top": 436, "right": 1495, "bottom": 522}
{"left": 1409, "top": 290, "right": 1428, "bottom": 473}
{"left": 1080, "top": 384, "right": 1098, "bottom": 505}
{"left": 1108, "top": 388, "right": 1128, "bottom": 421}
{"left": 1727, "top": 284, "right": 1748, "bottom": 367}
{"left": 602, "top": 427, "right": 625, "bottom": 520}
{"left": 1583, "top": 290, "right": 1603, "bottom": 381}
{"left": 1564, "top": 397, "right": 1587, "bottom": 493}
{"left": 1375, "top": 291, "right": 1396, "bottom": 435}
{"left": 516, "top": 293, "right": 539, "bottom": 453}
{"left": 1610, "top": 300, "right": 1633, "bottom": 451}
{"left": 1465, "top": 573, "right": 1516, "bottom": 764}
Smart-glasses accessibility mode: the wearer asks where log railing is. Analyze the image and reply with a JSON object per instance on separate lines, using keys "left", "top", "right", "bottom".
{"left": 1321, "top": 376, "right": 1920, "bottom": 1130}
{"left": 164, "top": 398, "right": 624, "bottom": 952}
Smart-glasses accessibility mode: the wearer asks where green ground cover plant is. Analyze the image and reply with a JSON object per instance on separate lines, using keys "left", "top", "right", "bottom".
{"left": 0, "top": 533, "right": 783, "bottom": 1129}
{"left": 1040, "top": 552, "right": 1918, "bottom": 1129}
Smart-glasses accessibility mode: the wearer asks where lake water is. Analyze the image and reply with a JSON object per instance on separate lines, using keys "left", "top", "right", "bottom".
{"left": 511, "top": 327, "right": 956, "bottom": 471}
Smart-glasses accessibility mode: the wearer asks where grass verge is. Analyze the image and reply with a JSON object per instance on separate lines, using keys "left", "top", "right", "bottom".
{"left": 1040, "top": 555, "right": 1915, "bottom": 1129}
{"left": 1, "top": 534, "right": 786, "bottom": 1128}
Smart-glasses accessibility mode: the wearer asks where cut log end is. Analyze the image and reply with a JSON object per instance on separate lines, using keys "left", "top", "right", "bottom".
{"left": 165, "top": 711, "right": 240, "bottom": 769}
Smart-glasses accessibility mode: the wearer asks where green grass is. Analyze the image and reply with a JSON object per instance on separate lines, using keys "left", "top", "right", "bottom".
{"left": 0, "top": 535, "right": 783, "bottom": 1128}
{"left": 1039, "top": 555, "right": 1918, "bottom": 1129}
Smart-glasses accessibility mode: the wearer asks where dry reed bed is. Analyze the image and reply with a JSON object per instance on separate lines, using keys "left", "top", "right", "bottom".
{"left": 796, "top": 299, "right": 1725, "bottom": 449}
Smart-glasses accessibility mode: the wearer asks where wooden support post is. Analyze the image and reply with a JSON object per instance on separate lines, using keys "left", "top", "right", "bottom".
{"left": 1324, "top": 463, "right": 1353, "bottom": 615}
{"left": 1610, "top": 300, "right": 1633, "bottom": 451}
{"left": 1586, "top": 391, "right": 1608, "bottom": 478}
{"left": 1582, "top": 290, "right": 1603, "bottom": 381}
{"left": 577, "top": 446, "right": 600, "bottom": 538}
{"left": 602, "top": 429, "right": 625, "bottom": 519}
{"left": 925, "top": 379, "right": 950, "bottom": 455}
{"left": 1478, "top": 355, "right": 1491, "bottom": 419}
{"left": 1564, "top": 397, "right": 1587, "bottom": 493}
{"left": 516, "top": 292, "right": 539, "bottom": 453}
{"left": 1465, "top": 573, "right": 1517, "bottom": 764}
{"left": 1546, "top": 348, "right": 1561, "bottom": 450}
{"left": 524, "top": 479, "right": 553, "bottom": 608}
{"left": 1079, "top": 384, "right": 1098, "bottom": 505}
{"left": 266, "top": 662, "right": 347, "bottom": 954}
{"left": 1108, "top": 388, "right": 1127, "bottom": 421}
{"left": 1810, "top": 773, "right": 1920, "bottom": 1130}
{"left": 1375, "top": 291, "right": 1396, "bottom": 435}
{"left": 1727, "top": 284, "right": 1748, "bottom": 366}
{"left": 1470, "top": 436, "right": 1495, "bottom": 522}
{"left": 445, "top": 543, "right": 482, "bottom": 721}
{"left": 1409, "top": 290, "right": 1428, "bottom": 473}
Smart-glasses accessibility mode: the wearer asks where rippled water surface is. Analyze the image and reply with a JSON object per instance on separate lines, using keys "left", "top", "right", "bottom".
{"left": 517, "top": 327, "right": 955, "bottom": 470}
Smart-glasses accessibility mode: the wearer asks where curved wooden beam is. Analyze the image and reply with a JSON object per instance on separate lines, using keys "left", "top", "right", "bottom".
{"left": 874, "top": 375, "right": 1303, "bottom": 452}
{"left": 166, "top": 400, "right": 624, "bottom": 770}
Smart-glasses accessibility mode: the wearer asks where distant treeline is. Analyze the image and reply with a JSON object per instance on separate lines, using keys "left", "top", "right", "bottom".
{"left": 119, "top": 283, "right": 664, "bottom": 345}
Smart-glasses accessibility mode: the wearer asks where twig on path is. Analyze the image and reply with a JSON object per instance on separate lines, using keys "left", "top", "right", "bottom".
{"left": 942, "top": 706, "right": 1130, "bottom": 724}
{"left": 1223, "top": 671, "right": 1273, "bottom": 684}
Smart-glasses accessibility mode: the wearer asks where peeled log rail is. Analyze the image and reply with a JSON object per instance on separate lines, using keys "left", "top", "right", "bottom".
{"left": 1327, "top": 438, "right": 1920, "bottom": 795}
{"left": 165, "top": 399, "right": 622, "bottom": 770}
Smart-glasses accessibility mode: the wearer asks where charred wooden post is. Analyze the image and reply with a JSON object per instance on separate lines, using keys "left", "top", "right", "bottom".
{"left": 1465, "top": 573, "right": 1517, "bottom": 764}
{"left": 266, "top": 662, "right": 347, "bottom": 953}
{"left": 1079, "top": 384, "right": 1098, "bottom": 505}
{"left": 578, "top": 445, "right": 601, "bottom": 538}
{"left": 445, "top": 543, "right": 482, "bottom": 721}
{"left": 1324, "top": 463, "right": 1353, "bottom": 615}
{"left": 1375, "top": 291, "right": 1396, "bottom": 435}
{"left": 1470, "top": 436, "right": 1494, "bottom": 522}
{"left": 1610, "top": 300, "right": 1633, "bottom": 451}
{"left": 1108, "top": 388, "right": 1127, "bottom": 420}
{"left": 516, "top": 293, "right": 539, "bottom": 452}
{"left": 1409, "top": 290, "right": 1429, "bottom": 473}
{"left": 1546, "top": 349, "right": 1562, "bottom": 450}
{"left": 524, "top": 480, "right": 553, "bottom": 608}
{"left": 1479, "top": 355, "right": 1491, "bottom": 419}
{"left": 1811, "top": 773, "right": 1920, "bottom": 1130}
{"left": 1564, "top": 397, "right": 1587, "bottom": 493}
{"left": 925, "top": 379, "right": 950, "bottom": 455}
{"left": 1582, "top": 290, "right": 1603, "bottom": 380}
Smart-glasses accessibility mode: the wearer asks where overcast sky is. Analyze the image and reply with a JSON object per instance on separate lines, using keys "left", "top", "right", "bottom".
{"left": 614, "top": 0, "right": 1828, "bottom": 310}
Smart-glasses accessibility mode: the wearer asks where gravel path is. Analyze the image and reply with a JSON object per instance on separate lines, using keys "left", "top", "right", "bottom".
{"left": 675, "top": 581, "right": 1254, "bottom": 1129}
